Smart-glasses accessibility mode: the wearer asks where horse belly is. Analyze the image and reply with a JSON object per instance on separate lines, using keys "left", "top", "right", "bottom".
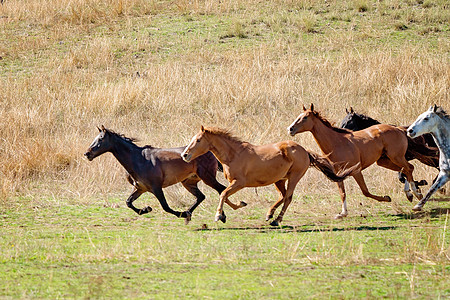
{"left": 245, "top": 159, "right": 291, "bottom": 187}
{"left": 160, "top": 161, "right": 196, "bottom": 187}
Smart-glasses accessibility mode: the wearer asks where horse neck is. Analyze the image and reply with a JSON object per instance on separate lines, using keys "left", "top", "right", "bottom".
{"left": 110, "top": 136, "right": 143, "bottom": 175}
{"left": 310, "top": 117, "right": 345, "bottom": 155}
{"left": 430, "top": 119, "right": 450, "bottom": 158}
{"left": 206, "top": 133, "right": 243, "bottom": 165}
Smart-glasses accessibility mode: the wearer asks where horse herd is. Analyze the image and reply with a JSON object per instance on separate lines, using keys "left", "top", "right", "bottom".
{"left": 84, "top": 104, "right": 449, "bottom": 226}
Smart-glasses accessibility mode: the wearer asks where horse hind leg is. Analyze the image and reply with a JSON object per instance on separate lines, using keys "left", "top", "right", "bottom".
{"left": 377, "top": 157, "right": 414, "bottom": 202}
{"left": 266, "top": 180, "right": 287, "bottom": 221}
{"left": 181, "top": 179, "right": 206, "bottom": 224}
{"left": 271, "top": 170, "right": 305, "bottom": 226}
{"left": 353, "top": 172, "right": 392, "bottom": 202}
{"left": 385, "top": 154, "right": 423, "bottom": 200}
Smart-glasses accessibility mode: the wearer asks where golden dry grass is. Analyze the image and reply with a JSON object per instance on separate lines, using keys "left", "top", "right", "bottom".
{"left": 0, "top": 0, "right": 448, "bottom": 203}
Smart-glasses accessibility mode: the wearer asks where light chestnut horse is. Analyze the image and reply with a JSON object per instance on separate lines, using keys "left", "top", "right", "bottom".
{"left": 181, "top": 126, "right": 354, "bottom": 226}
{"left": 288, "top": 104, "right": 423, "bottom": 219}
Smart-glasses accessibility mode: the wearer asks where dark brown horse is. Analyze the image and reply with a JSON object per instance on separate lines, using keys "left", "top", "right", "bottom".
{"left": 84, "top": 126, "right": 227, "bottom": 223}
{"left": 288, "top": 104, "right": 423, "bottom": 219}
{"left": 181, "top": 126, "right": 355, "bottom": 226}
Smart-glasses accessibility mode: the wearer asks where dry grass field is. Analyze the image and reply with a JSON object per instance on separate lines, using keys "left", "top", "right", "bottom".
{"left": 0, "top": 0, "right": 449, "bottom": 298}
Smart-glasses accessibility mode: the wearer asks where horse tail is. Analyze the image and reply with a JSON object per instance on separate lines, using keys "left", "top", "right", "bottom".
{"left": 406, "top": 136, "right": 439, "bottom": 169}
{"left": 307, "top": 152, "right": 356, "bottom": 182}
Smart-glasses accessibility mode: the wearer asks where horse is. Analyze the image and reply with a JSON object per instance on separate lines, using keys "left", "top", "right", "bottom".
{"left": 288, "top": 104, "right": 424, "bottom": 219}
{"left": 84, "top": 126, "right": 227, "bottom": 224}
{"left": 407, "top": 105, "right": 450, "bottom": 211}
{"left": 339, "top": 107, "right": 440, "bottom": 191}
{"left": 181, "top": 126, "right": 355, "bottom": 226}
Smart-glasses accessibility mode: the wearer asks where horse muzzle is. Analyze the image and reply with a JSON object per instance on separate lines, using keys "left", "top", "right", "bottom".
{"left": 406, "top": 128, "right": 416, "bottom": 138}
{"left": 84, "top": 150, "right": 94, "bottom": 161}
{"left": 181, "top": 152, "right": 192, "bottom": 163}
{"left": 288, "top": 126, "right": 297, "bottom": 136}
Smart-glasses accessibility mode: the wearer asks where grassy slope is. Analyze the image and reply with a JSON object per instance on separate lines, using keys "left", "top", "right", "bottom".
{"left": 0, "top": 0, "right": 449, "bottom": 298}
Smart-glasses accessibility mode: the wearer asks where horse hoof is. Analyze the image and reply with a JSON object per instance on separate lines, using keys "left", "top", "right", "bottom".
{"left": 334, "top": 213, "right": 347, "bottom": 220}
{"left": 417, "top": 180, "right": 428, "bottom": 186}
{"left": 215, "top": 213, "right": 226, "bottom": 223}
{"left": 412, "top": 205, "right": 423, "bottom": 212}
{"left": 184, "top": 212, "right": 192, "bottom": 225}
{"left": 406, "top": 194, "right": 413, "bottom": 202}
{"left": 270, "top": 220, "right": 279, "bottom": 226}
{"left": 240, "top": 201, "right": 247, "bottom": 207}
{"left": 384, "top": 196, "right": 392, "bottom": 202}
{"left": 139, "top": 206, "right": 152, "bottom": 215}
{"left": 266, "top": 214, "right": 273, "bottom": 221}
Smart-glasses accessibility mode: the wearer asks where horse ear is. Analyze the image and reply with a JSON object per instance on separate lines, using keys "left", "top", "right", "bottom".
{"left": 345, "top": 108, "right": 349, "bottom": 114}
{"left": 350, "top": 107, "right": 354, "bottom": 113}
{"left": 201, "top": 125, "right": 205, "bottom": 132}
{"left": 310, "top": 103, "right": 314, "bottom": 111}
{"left": 97, "top": 126, "right": 102, "bottom": 132}
{"left": 302, "top": 105, "right": 306, "bottom": 111}
{"left": 432, "top": 104, "right": 438, "bottom": 112}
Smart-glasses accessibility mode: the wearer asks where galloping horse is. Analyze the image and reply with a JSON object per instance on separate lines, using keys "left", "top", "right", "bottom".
{"left": 407, "top": 105, "right": 450, "bottom": 211}
{"left": 288, "top": 104, "right": 423, "bottom": 219}
{"left": 84, "top": 126, "right": 226, "bottom": 223}
{"left": 339, "top": 107, "right": 439, "bottom": 191}
{"left": 181, "top": 126, "right": 354, "bottom": 226}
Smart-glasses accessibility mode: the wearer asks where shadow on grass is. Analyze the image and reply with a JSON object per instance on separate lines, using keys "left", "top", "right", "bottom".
{"left": 393, "top": 207, "right": 450, "bottom": 220}
{"left": 195, "top": 224, "right": 397, "bottom": 233}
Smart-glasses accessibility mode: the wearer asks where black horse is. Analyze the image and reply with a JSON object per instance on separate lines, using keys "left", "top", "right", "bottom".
{"left": 84, "top": 126, "right": 229, "bottom": 224}
{"left": 340, "top": 108, "right": 440, "bottom": 190}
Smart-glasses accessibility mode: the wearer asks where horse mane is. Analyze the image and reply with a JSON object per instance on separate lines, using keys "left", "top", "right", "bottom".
{"left": 354, "top": 111, "right": 380, "bottom": 124}
{"left": 203, "top": 127, "right": 245, "bottom": 144}
{"left": 104, "top": 128, "right": 139, "bottom": 144}
{"left": 313, "top": 111, "right": 353, "bottom": 134}
{"left": 435, "top": 106, "right": 450, "bottom": 122}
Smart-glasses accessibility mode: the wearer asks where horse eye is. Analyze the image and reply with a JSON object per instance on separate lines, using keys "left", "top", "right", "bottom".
{"left": 424, "top": 117, "right": 429, "bottom": 121}
{"left": 196, "top": 139, "right": 201, "bottom": 143}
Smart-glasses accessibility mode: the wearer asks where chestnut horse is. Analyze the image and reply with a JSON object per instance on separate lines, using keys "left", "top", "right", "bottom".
{"left": 84, "top": 126, "right": 227, "bottom": 223}
{"left": 288, "top": 104, "right": 423, "bottom": 219}
{"left": 181, "top": 126, "right": 354, "bottom": 226}
{"left": 339, "top": 107, "right": 439, "bottom": 191}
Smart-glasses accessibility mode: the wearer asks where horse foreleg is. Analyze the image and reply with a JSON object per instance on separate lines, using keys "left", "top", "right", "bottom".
{"left": 266, "top": 180, "right": 286, "bottom": 221}
{"left": 413, "top": 172, "right": 449, "bottom": 211}
{"left": 353, "top": 172, "right": 392, "bottom": 202}
{"left": 216, "top": 180, "right": 243, "bottom": 222}
{"left": 335, "top": 181, "right": 348, "bottom": 219}
{"left": 152, "top": 187, "right": 187, "bottom": 219}
{"left": 126, "top": 189, "right": 151, "bottom": 215}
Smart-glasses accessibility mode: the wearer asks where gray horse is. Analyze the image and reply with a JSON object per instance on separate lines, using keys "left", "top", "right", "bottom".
{"left": 407, "top": 105, "right": 450, "bottom": 211}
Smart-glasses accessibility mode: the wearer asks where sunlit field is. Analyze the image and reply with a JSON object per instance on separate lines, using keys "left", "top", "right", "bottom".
{"left": 0, "top": 0, "right": 449, "bottom": 298}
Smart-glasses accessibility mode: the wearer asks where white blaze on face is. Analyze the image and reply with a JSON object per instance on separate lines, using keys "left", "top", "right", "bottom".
{"left": 288, "top": 112, "right": 305, "bottom": 135}
{"left": 181, "top": 134, "right": 198, "bottom": 162}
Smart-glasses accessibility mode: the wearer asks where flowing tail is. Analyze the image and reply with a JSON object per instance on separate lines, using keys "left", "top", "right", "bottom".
{"left": 307, "top": 152, "right": 357, "bottom": 182}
